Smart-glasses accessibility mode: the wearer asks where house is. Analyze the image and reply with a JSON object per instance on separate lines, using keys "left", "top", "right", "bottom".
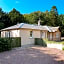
{"left": 1, "top": 23, "right": 61, "bottom": 46}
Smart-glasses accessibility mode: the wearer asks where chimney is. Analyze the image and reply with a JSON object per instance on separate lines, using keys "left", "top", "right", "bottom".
{"left": 38, "top": 18, "right": 40, "bottom": 26}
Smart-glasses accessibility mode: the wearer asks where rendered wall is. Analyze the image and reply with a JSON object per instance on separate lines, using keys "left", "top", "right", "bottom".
{"left": 20, "top": 29, "right": 41, "bottom": 45}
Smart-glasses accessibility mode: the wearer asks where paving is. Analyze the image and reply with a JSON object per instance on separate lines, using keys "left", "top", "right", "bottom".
{"left": 0, "top": 46, "right": 64, "bottom": 64}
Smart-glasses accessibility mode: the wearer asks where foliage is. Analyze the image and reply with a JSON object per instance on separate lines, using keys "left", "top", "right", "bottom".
{"left": 35, "top": 38, "right": 64, "bottom": 45}
{"left": 10, "top": 37, "right": 21, "bottom": 48}
{"left": 0, "top": 37, "right": 21, "bottom": 52}
{"left": 0, "top": 38, "right": 11, "bottom": 52}
{"left": 35, "top": 38, "right": 64, "bottom": 50}
{"left": 8, "top": 8, "right": 24, "bottom": 25}
{"left": 44, "top": 39, "right": 64, "bottom": 45}
{"left": 0, "top": 6, "right": 64, "bottom": 36}
{"left": 62, "top": 47, "right": 64, "bottom": 50}
{"left": 35, "top": 38, "right": 47, "bottom": 47}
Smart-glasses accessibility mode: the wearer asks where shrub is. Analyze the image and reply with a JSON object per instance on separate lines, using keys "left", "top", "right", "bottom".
{"left": 0, "top": 37, "right": 21, "bottom": 52}
{"left": 35, "top": 38, "right": 47, "bottom": 47}
{"left": 62, "top": 47, "right": 64, "bottom": 50}
{"left": 11, "top": 37, "right": 21, "bottom": 48}
{"left": 0, "top": 38, "right": 11, "bottom": 52}
{"left": 61, "top": 42, "right": 64, "bottom": 45}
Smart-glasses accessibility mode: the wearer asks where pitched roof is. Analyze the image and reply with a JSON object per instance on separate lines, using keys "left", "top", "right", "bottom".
{"left": 1, "top": 23, "right": 59, "bottom": 32}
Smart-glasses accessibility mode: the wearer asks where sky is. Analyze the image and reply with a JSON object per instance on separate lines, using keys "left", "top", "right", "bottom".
{"left": 0, "top": 0, "right": 64, "bottom": 14}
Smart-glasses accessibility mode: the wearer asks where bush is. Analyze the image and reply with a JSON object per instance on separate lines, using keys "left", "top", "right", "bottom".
{"left": 61, "top": 42, "right": 64, "bottom": 45}
{"left": 0, "top": 37, "right": 21, "bottom": 52}
{"left": 11, "top": 37, "right": 21, "bottom": 48}
{"left": 0, "top": 38, "right": 11, "bottom": 52}
{"left": 62, "top": 47, "right": 64, "bottom": 50}
{"left": 35, "top": 38, "right": 47, "bottom": 47}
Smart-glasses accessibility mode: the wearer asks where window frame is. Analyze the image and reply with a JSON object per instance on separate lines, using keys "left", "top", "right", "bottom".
{"left": 5, "top": 31, "right": 10, "bottom": 37}
{"left": 30, "top": 31, "right": 33, "bottom": 38}
{"left": 56, "top": 32, "right": 59, "bottom": 38}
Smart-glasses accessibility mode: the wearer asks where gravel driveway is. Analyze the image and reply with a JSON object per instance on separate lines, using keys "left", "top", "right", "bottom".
{"left": 0, "top": 46, "right": 64, "bottom": 64}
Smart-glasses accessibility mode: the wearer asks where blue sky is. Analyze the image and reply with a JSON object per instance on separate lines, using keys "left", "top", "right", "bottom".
{"left": 0, "top": 0, "right": 64, "bottom": 14}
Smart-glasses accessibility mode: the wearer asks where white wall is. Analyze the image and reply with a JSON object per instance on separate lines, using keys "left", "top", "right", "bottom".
{"left": 33, "top": 30, "right": 41, "bottom": 38}
{"left": 20, "top": 29, "right": 41, "bottom": 46}
{"left": 10, "top": 30, "right": 20, "bottom": 37}
{"left": 1, "top": 29, "right": 47, "bottom": 46}
{"left": 1, "top": 31, "right": 5, "bottom": 37}
{"left": 41, "top": 31, "right": 48, "bottom": 39}
{"left": 47, "top": 43, "right": 63, "bottom": 50}
{"left": 1, "top": 30, "right": 20, "bottom": 37}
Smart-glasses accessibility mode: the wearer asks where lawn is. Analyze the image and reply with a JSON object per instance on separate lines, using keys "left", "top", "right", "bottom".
{"left": 35, "top": 38, "right": 64, "bottom": 50}
{"left": 44, "top": 39, "right": 64, "bottom": 50}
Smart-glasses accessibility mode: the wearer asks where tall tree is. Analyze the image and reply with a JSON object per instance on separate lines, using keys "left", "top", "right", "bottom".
{"left": 8, "top": 8, "right": 24, "bottom": 25}
{"left": 49, "top": 6, "right": 58, "bottom": 26}
{"left": 24, "top": 11, "right": 42, "bottom": 24}
{"left": 41, "top": 10, "right": 50, "bottom": 25}
{"left": 0, "top": 8, "right": 10, "bottom": 29}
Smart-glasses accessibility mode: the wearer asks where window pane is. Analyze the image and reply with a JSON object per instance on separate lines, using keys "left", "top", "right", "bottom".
{"left": 30, "top": 31, "right": 33, "bottom": 37}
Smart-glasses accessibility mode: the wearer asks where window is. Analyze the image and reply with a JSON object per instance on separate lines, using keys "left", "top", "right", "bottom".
{"left": 30, "top": 31, "right": 33, "bottom": 38}
{"left": 56, "top": 32, "right": 59, "bottom": 38}
{"left": 5, "top": 31, "right": 10, "bottom": 37}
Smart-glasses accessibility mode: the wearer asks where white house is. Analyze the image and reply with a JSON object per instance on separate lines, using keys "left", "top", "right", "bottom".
{"left": 1, "top": 23, "right": 61, "bottom": 46}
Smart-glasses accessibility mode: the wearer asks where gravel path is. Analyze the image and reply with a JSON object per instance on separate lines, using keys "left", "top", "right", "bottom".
{"left": 0, "top": 46, "right": 64, "bottom": 64}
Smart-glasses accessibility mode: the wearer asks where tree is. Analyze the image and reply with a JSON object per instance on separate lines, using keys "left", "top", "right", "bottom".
{"left": 49, "top": 6, "right": 58, "bottom": 26}
{"left": 41, "top": 10, "right": 50, "bottom": 25}
{"left": 0, "top": 7, "right": 64, "bottom": 37}
{"left": 24, "top": 11, "right": 42, "bottom": 24}
{"left": 59, "top": 15, "right": 64, "bottom": 36}
{"left": 8, "top": 8, "right": 24, "bottom": 25}
{"left": 0, "top": 8, "right": 9, "bottom": 29}
{"left": 24, "top": 13, "right": 35, "bottom": 24}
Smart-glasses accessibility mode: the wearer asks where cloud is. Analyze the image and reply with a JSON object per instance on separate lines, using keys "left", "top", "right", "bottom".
{"left": 16, "top": 1, "right": 19, "bottom": 4}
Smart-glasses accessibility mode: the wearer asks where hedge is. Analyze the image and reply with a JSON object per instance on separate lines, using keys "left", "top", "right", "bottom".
{"left": 62, "top": 47, "right": 64, "bottom": 50}
{"left": 35, "top": 38, "right": 47, "bottom": 47}
{"left": 10, "top": 37, "right": 21, "bottom": 48}
{"left": 0, "top": 37, "right": 21, "bottom": 52}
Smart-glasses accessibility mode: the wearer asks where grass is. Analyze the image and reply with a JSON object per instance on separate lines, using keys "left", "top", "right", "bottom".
{"left": 62, "top": 47, "right": 64, "bottom": 50}
{"left": 44, "top": 39, "right": 64, "bottom": 45}
{"left": 35, "top": 38, "right": 64, "bottom": 50}
{"left": 44, "top": 39, "right": 64, "bottom": 51}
